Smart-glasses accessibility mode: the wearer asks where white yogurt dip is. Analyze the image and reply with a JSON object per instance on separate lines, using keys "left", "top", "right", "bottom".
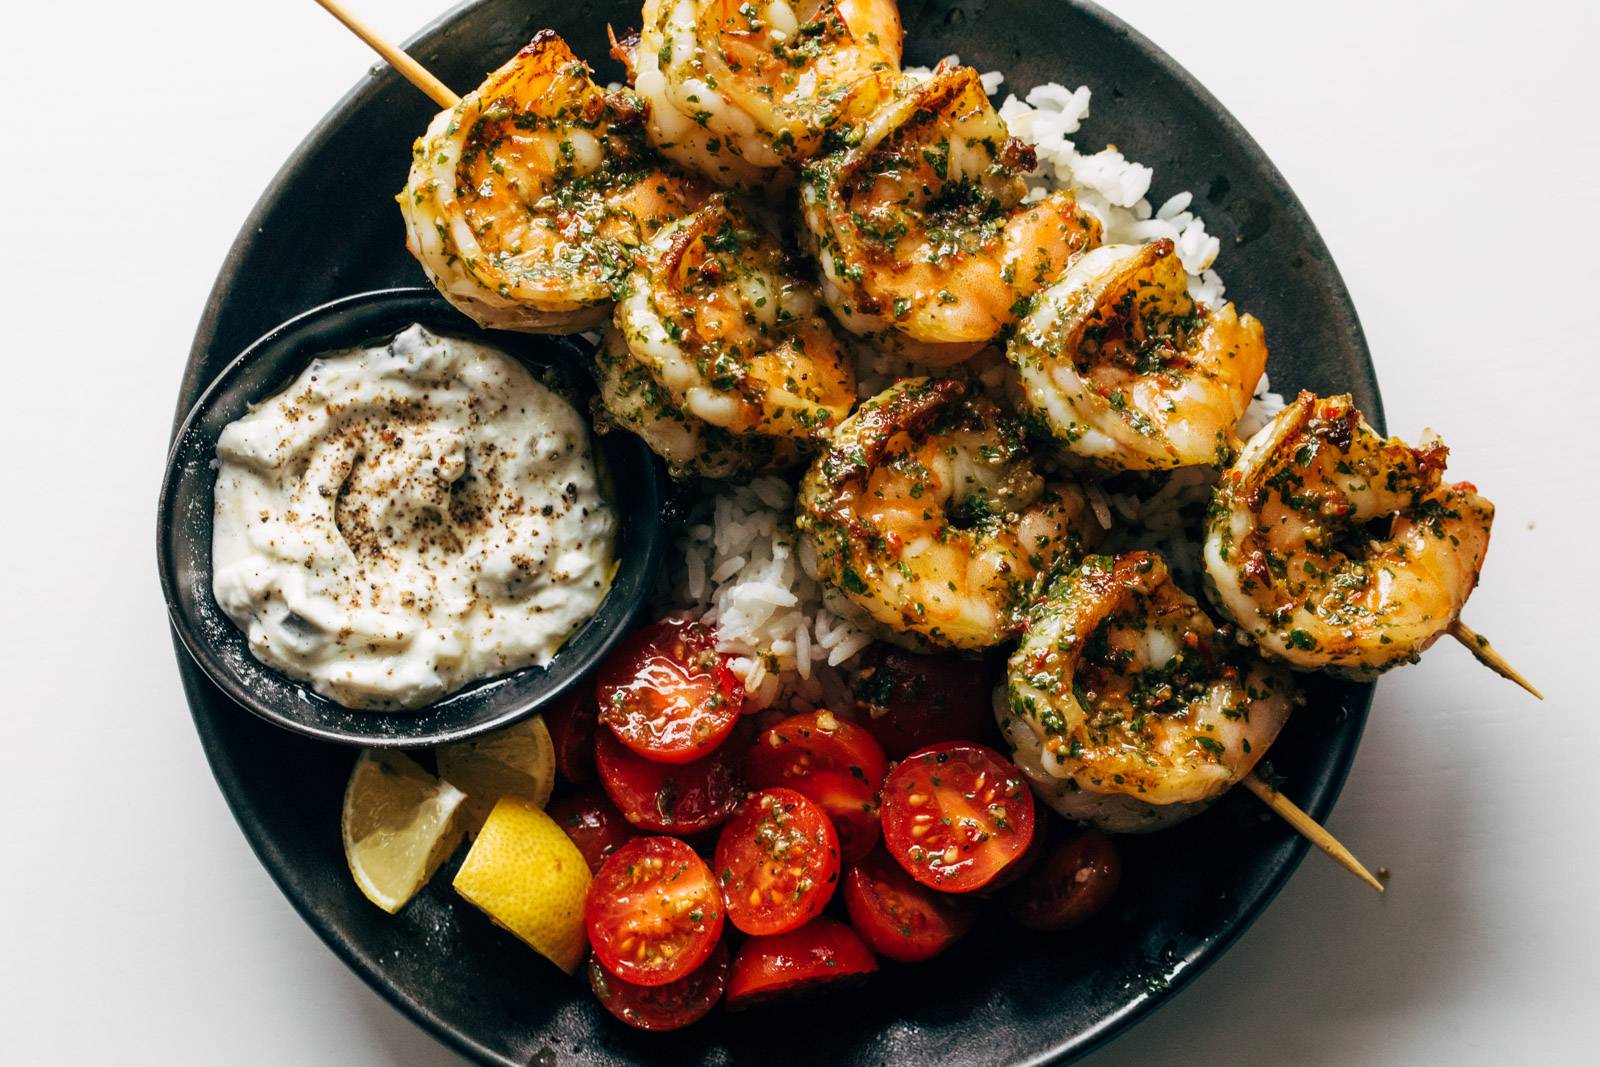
{"left": 211, "top": 324, "right": 616, "bottom": 709}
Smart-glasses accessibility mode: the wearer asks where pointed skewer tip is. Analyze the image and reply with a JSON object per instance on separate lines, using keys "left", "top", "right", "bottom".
{"left": 1242, "top": 773, "right": 1384, "bottom": 893}
{"left": 1449, "top": 620, "right": 1543, "bottom": 700}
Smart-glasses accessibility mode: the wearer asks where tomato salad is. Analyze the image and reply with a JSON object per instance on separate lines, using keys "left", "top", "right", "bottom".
{"left": 564, "top": 617, "right": 1122, "bottom": 1031}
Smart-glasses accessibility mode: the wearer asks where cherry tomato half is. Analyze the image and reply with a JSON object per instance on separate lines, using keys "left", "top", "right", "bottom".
{"left": 585, "top": 837, "right": 725, "bottom": 987}
{"left": 881, "top": 742, "right": 1035, "bottom": 893}
{"left": 595, "top": 726, "right": 743, "bottom": 834}
{"left": 588, "top": 940, "right": 728, "bottom": 1032}
{"left": 745, "top": 710, "right": 889, "bottom": 793}
{"left": 544, "top": 680, "right": 598, "bottom": 785}
{"left": 725, "top": 918, "right": 878, "bottom": 1010}
{"left": 548, "top": 789, "right": 637, "bottom": 874}
{"left": 852, "top": 647, "right": 993, "bottom": 759}
{"left": 843, "top": 849, "right": 974, "bottom": 962}
{"left": 1005, "top": 829, "right": 1122, "bottom": 931}
{"left": 715, "top": 788, "right": 840, "bottom": 935}
{"left": 597, "top": 619, "right": 745, "bottom": 764}
{"left": 790, "top": 769, "right": 880, "bottom": 864}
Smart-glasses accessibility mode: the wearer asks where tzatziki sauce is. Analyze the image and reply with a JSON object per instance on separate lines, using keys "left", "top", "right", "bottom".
{"left": 211, "top": 324, "right": 616, "bottom": 709}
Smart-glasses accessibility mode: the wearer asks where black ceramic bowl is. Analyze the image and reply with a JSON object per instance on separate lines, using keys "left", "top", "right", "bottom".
{"left": 158, "top": 288, "right": 665, "bottom": 747}
{"left": 168, "top": 1, "right": 1380, "bottom": 1063}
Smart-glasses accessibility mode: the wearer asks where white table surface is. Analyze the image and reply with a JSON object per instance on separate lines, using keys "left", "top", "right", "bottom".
{"left": 4, "top": 1, "right": 1595, "bottom": 1062}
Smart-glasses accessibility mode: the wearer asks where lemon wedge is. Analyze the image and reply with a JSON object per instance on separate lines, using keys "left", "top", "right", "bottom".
{"left": 435, "top": 715, "right": 557, "bottom": 834}
{"left": 452, "top": 796, "right": 591, "bottom": 973}
{"left": 342, "top": 749, "right": 467, "bottom": 914}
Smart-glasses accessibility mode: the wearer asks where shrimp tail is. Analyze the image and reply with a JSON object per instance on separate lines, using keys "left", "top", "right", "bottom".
{"left": 607, "top": 24, "right": 640, "bottom": 81}
{"left": 1227, "top": 391, "right": 1315, "bottom": 504}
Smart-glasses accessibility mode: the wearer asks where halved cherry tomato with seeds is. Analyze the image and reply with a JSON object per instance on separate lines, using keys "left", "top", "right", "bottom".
{"left": 844, "top": 848, "right": 974, "bottom": 962}
{"left": 589, "top": 940, "right": 728, "bottom": 1031}
{"left": 881, "top": 742, "right": 1035, "bottom": 893}
{"left": 725, "top": 918, "right": 877, "bottom": 1010}
{"left": 852, "top": 647, "right": 993, "bottom": 759}
{"left": 548, "top": 789, "right": 637, "bottom": 874}
{"left": 597, "top": 619, "right": 745, "bottom": 764}
{"left": 788, "top": 769, "right": 880, "bottom": 864}
{"left": 714, "top": 788, "right": 840, "bottom": 935}
{"left": 1004, "top": 829, "right": 1122, "bottom": 931}
{"left": 745, "top": 709, "right": 889, "bottom": 793}
{"left": 544, "top": 681, "right": 598, "bottom": 785}
{"left": 586, "top": 837, "right": 724, "bottom": 987}
{"left": 744, "top": 711, "right": 886, "bottom": 863}
{"left": 595, "top": 727, "right": 743, "bottom": 834}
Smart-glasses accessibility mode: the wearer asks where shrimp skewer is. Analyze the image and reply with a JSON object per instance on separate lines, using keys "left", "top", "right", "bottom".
{"left": 1008, "top": 240, "right": 1268, "bottom": 470}
{"left": 1204, "top": 392, "right": 1534, "bottom": 692}
{"left": 1003, "top": 552, "right": 1294, "bottom": 811}
{"left": 399, "top": 32, "right": 706, "bottom": 333}
{"left": 316, "top": 0, "right": 1489, "bottom": 895}
{"left": 800, "top": 64, "right": 1102, "bottom": 365}
{"left": 1001, "top": 551, "right": 1383, "bottom": 889}
{"left": 797, "top": 378, "right": 1096, "bottom": 649}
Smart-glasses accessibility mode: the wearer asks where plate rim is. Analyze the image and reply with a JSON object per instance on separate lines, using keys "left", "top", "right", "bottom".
{"left": 168, "top": 2, "right": 1380, "bottom": 1063}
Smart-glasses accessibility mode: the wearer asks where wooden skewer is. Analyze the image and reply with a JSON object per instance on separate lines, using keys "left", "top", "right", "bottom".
{"left": 1449, "top": 620, "right": 1543, "bottom": 700}
{"left": 312, "top": 0, "right": 461, "bottom": 109}
{"left": 1242, "top": 772, "right": 1384, "bottom": 893}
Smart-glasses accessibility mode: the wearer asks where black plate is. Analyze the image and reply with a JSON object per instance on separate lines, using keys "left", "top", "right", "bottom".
{"left": 169, "top": 1, "right": 1380, "bottom": 1062}
{"left": 158, "top": 289, "right": 665, "bottom": 747}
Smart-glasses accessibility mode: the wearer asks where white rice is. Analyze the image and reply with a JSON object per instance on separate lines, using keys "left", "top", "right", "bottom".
{"left": 666, "top": 476, "right": 870, "bottom": 711}
{"left": 996, "top": 80, "right": 1224, "bottom": 299}
{"left": 662, "top": 67, "right": 1284, "bottom": 709}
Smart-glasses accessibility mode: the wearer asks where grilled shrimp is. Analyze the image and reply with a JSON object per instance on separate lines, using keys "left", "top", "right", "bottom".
{"left": 1204, "top": 393, "right": 1494, "bottom": 678}
{"left": 400, "top": 31, "right": 705, "bottom": 332}
{"left": 1009, "top": 240, "right": 1268, "bottom": 470}
{"left": 997, "top": 686, "right": 1209, "bottom": 833}
{"left": 593, "top": 325, "right": 802, "bottom": 478}
{"left": 1002, "top": 552, "right": 1295, "bottom": 820}
{"left": 800, "top": 64, "right": 1102, "bottom": 364}
{"left": 625, "top": 0, "right": 903, "bottom": 189}
{"left": 796, "top": 378, "right": 1096, "bottom": 649}
{"left": 614, "top": 195, "right": 857, "bottom": 441}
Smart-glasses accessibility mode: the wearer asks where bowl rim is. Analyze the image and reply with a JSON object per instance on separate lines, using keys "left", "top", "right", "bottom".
{"left": 157, "top": 286, "right": 665, "bottom": 749}
{"left": 166, "top": 1, "right": 1381, "bottom": 1062}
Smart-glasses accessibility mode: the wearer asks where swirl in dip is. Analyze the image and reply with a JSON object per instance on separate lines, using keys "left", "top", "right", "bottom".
{"left": 210, "top": 324, "right": 616, "bottom": 709}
